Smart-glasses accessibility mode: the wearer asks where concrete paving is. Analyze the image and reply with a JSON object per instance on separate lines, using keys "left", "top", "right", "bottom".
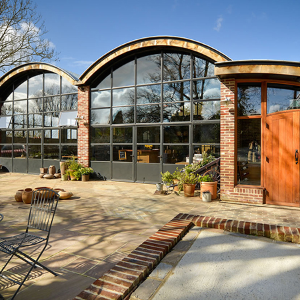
{"left": 132, "top": 228, "right": 300, "bottom": 300}
{"left": 1, "top": 172, "right": 300, "bottom": 299}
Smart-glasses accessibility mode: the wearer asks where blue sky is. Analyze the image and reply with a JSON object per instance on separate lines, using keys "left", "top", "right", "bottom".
{"left": 36, "top": 0, "right": 300, "bottom": 76}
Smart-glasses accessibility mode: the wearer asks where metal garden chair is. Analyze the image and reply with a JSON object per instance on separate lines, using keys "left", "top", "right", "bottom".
{"left": 0, "top": 188, "right": 59, "bottom": 299}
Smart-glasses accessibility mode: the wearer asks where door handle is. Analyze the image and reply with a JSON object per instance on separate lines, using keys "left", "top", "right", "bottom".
{"left": 295, "top": 150, "right": 298, "bottom": 164}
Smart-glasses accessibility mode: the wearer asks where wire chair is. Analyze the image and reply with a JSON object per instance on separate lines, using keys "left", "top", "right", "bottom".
{"left": 0, "top": 188, "right": 59, "bottom": 299}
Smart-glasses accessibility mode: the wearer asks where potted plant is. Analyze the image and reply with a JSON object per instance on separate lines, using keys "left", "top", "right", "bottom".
{"left": 179, "top": 170, "right": 200, "bottom": 197}
{"left": 161, "top": 171, "right": 174, "bottom": 186}
{"left": 172, "top": 168, "right": 181, "bottom": 192}
{"left": 80, "top": 167, "right": 93, "bottom": 182}
{"left": 199, "top": 174, "right": 217, "bottom": 200}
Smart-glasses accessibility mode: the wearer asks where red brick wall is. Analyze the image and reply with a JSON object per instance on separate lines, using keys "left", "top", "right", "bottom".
{"left": 220, "top": 79, "right": 264, "bottom": 204}
{"left": 77, "top": 86, "right": 90, "bottom": 167}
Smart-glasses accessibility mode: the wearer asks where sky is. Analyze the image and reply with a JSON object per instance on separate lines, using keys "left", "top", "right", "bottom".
{"left": 35, "top": 0, "right": 300, "bottom": 77}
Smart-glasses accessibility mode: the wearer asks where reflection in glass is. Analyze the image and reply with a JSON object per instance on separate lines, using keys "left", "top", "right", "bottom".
{"left": 113, "top": 127, "right": 132, "bottom": 143}
{"left": 112, "top": 107, "right": 134, "bottom": 124}
{"left": 137, "top": 145, "right": 160, "bottom": 163}
{"left": 193, "top": 145, "right": 220, "bottom": 158}
{"left": 62, "top": 94, "right": 77, "bottom": 110}
{"left": 113, "top": 60, "right": 134, "bottom": 87}
{"left": 61, "top": 145, "right": 77, "bottom": 158}
{"left": 137, "top": 85, "right": 161, "bottom": 104}
{"left": 91, "top": 145, "right": 110, "bottom": 161}
{"left": 44, "top": 145, "right": 59, "bottom": 159}
{"left": 91, "top": 127, "right": 110, "bottom": 143}
{"left": 44, "top": 129, "right": 59, "bottom": 143}
{"left": 137, "top": 54, "right": 161, "bottom": 84}
{"left": 193, "top": 57, "right": 214, "bottom": 78}
{"left": 137, "top": 127, "right": 160, "bottom": 143}
{"left": 267, "top": 84, "right": 300, "bottom": 114}
{"left": 28, "top": 114, "right": 43, "bottom": 128}
{"left": 0, "top": 116, "right": 12, "bottom": 128}
{"left": 163, "top": 145, "right": 189, "bottom": 164}
{"left": 28, "top": 99, "right": 43, "bottom": 113}
{"left": 62, "top": 77, "right": 78, "bottom": 94}
{"left": 14, "top": 115, "right": 27, "bottom": 128}
{"left": 44, "top": 73, "right": 60, "bottom": 96}
{"left": 164, "top": 126, "right": 189, "bottom": 143}
{"left": 237, "top": 83, "right": 261, "bottom": 116}
{"left": 14, "top": 100, "right": 27, "bottom": 114}
{"left": 237, "top": 119, "right": 261, "bottom": 185}
{"left": 91, "top": 91, "right": 111, "bottom": 108}
{"left": 193, "top": 101, "right": 220, "bottom": 120}
{"left": 137, "top": 105, "right": 160, "bottom": 123}
{"left": 28, "top": 145, "right": 41, "bottom": 159}
{"left": 163, "top": 102, "right": 190, "bottom": 122}
{"left": 91, "top": 109, "right": 110, "bottom": 125}
{"left": 29, "top": 74, "right": 43, "bottom": 98}
{"left": 113, "top": 145, "right": 132, "bottom": 162}
{"left": 163, "top": 53, "right": 190, "bottom": 81}
{"left": 13, "top": 144, "right": 27, "bottom": 158}
{"left": 0, "top": 144, "right": 12, "bottom": 157}
{"left": 0, "top": 130, "right": 12, "bottom": 143}
{"left": 193, "top": 79, "right": 220, "bottom": 100}
{"left": 58, "top": 111, "right": 76, "bottom": 126}
{"left": 95, "top": 73, "right": 111, "bottom": 90}
{"left": 163, "top": 82, "right": 190, "bottom": 102}
{"left": 45, "top": 112, "right": 59, "bottom": 127}
{"left": 28, "top": 130, "right": 42, "bottom": 143}
{"left": 193, "top": 123, "right": 220, "bottom": 143}
{"left": 44, "top": 96, "right": 60, "bottom": 112}
{"left": 14, "top": 81, "right": 27, "bottom": 100}
{"left": 113, "top": 88, "right": 134, "bottom": 106}
{"left": 14, "top": 131, "right": 27, "bottom": 143}
{"left": 1, "top": 102, "right": 13, "bottom": 115}
{"left": 61, "top": 129, "right": 77, "bottom": 143}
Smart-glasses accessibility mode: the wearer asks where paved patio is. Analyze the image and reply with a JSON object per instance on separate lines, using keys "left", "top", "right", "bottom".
{"left": 1, "top": 172, "right": 300, "bottom": 299}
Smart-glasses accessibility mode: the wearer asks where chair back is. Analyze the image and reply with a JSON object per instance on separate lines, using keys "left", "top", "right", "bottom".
{"left": 27, "top": 188, "right": 59, "bottom": 233}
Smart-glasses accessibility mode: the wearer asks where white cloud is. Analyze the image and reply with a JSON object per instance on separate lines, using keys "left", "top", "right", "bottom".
{"left": 73, "top": 60, "right": 94, "bottom": 67}
{"left": 214, "top": 16, "right": 223, "bottom": 32}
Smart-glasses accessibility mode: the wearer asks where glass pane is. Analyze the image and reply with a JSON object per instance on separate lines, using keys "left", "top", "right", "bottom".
{"left": 58, "top": 111, "right": 77, "bottom": 126}
{"left": 193, "top": 57, "right": 214, "bottom": 78}
{"left": 1, "top": 102, "right": 13, "bottom": 115}
{"left": 0, "top": 116, "right": 12, "bottom": 128}
{"left": 14, "top": 100, "right": 27, "bottom": 114}
{"left": 6, "top": 90, "right": 13, "bottom": 101}
{"left": 91, "top": 109, "right": 110, "bottom": 125}
{"left": 137, "top": 126, "right": 160, "bottom": 143}
{"left": 91, "top": 127, "right": 110, "bottom": 143}
{"left": 0, "top": 144, "right": 12, "bottom": 157}
{"left": 61, "top": 128, "right": 77, "bottom": 143}
{"left": 0, "top": 130, "right": 12, "bottom": 143}
{"left": 44, "top": 145, "right": 59, "bottom": 159}
{"left": 113, "top": 60, "right": 134, "bottom": 87}
{"left": 28, "top": 98, "right": 43, "bottom": 113}
{"left": 113, "top": 145, "right": 132, "bottom": 162}
{"left": 45, "top": 112, "right": 60, "bottom": 127}
{"left": 44, "top": 73, "right": 60, "bottom": 96}
{"left": 13, "top": 145, "right": 27, "bottom": 158}
{"left": 137, "top": 105, "right": 161, "bottom": 123}
{"left": 137, "top": 85, "right": 161, "bottom": 104}
{"left": 193, "top": 101, "right": 220, "bottom": 120}
{"left": 61, "top": 145, "right": 77, "bottom": 159}
{"left": 193, "top": 123, "right": 220, "bottom": 143}
{"left": 137, "top": 145, "right": 160, "bottom": 163}
{"left": 14, "top": 115, "right": 27, "bottom": 128}
{"left": 164, "top": 125, "right": 189, "bottom": 143}
{"left": 28, "top": 145, "right": 41, "bottom": 159}
{"left": 44, "top": 129, "right": 59, "bottom": 143}
{"left": 137, "top": 54, "right": 161, "bottom": 84}
{"left": 91, "top": 145, "right": 110, "bottom": 161}
{"left": 113, "top": 127, "right": 132, "bottom": 143}
{"left": 44, "top": 96, "right": 60, "bottom": 111}
{"left": 112, "top": 107, "right": 134, "bottom": 124}
{"left": 267, "top": 84, "right": 300, "bottom": 113}
{"left": 237, "top": 83, "right": 261, "bottom": 116}
{"left": 91, "top": 91, "right": 111, "bottom": 108}
{"left": 28, "top": 130, "right": 42, "bottom": 143}
{"left": 237, "top": 119, "right": 261, "bottom": 185}
{"left": 14, "top": 81, "right": 27, "bottom": 100}
{"left": 95, "top": 73, "right": 111, "bottom": 90}
{"left": 163, "top": 102, "right": 190, "bottom": 122}
{"left": 62, "top": 94, "right": 78, "bottom": 111}
{"left": 62, "top": 77, "right": 77, "bottom": 94}
{"left": 163, "top": 53, "right": 190, "bottom": 81}
{"left": 202, "top": 78, "right": 220, "bottom": 99}
{"left": 28, "top": 114, "right": 43, "bottom": 128}
{"left": 163, "top": 145, "right": 189, "bottom": 164}
{"left": 193, "top": 145, "right": 220, "bottom": 161}
{"left": 14, "top": 131, "right": 27, "bottom": 143}
{"left": 29, "top": 74, "right": 43, "bottom": 98}
{"left": 163, "top": 82, "right": 190, "bottom": 102}
{"left": 113, "top": 88, "right": 134, "bottom": 106}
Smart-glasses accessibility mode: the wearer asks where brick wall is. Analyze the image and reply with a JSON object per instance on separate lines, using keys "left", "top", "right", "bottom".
{"left": 77, "top": 86, "right": 90, "bottom": 167}
{"left": 220, "top": 79, "right": 264, "bottom": 204}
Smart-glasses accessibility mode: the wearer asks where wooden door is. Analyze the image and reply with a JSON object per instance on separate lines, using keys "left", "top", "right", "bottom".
{"left": 265, "top": 111, "right": 300, "bottom": 206}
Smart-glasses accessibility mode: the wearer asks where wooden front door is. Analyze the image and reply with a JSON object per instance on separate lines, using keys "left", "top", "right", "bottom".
{"left": 265, "top": 111, "right": 300, "bottom": 206}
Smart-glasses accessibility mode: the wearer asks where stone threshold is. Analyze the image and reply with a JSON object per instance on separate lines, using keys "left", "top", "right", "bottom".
{"left": 73, "top": 213, "right": 300, "bottom": 300}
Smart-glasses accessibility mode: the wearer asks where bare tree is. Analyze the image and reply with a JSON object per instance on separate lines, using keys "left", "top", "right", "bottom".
{"left": 0, "top": 0, "right": 58, "bottom": 73}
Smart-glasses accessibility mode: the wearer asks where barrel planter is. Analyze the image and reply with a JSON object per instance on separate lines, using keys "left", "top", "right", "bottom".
{"left": 183, "top": 184, "right": 196, "bottom": 197}
{"left": 200, "top": 181, "right": 218, "bottom": 200}
{"left": 15, "top": 189, "right": 24, "bottom": 202}
{"left": 22, "top": 188, "right": 33, "bottom": 204}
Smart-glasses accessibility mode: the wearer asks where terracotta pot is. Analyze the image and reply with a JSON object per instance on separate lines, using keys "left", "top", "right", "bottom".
{"left": 70, "top": 174, "right": 76, "bottom": 181}
{"left": 173, "top": 179, "right": 179, "bottom": 192}
{"left": 34, "top": 187, "right": 54, "bottom": 198}
{"left": 40, "top": 167, "right": 48, "bottom": 174}
{"left": 82, "top": 174, "right": 89, "bottom": 182}
{"left": 39, "top": 173, "right": 45, "bottom": 178}
{"left": 61, "top": 174, "right": 68, "bottom": 181}
{"left": 49, "top": 165, "right": 56, "bottom": 175}
{"left": 54, "top": 173, "right": 61, "bottom": 178}
{"left": 58, "top": 191, "right": 73, "bottom": 200}
{"left": 201, "top": 181, "right": 217, "bottom": 200}
{"left": 54, "top": 188, "right": 65, "bottom": 193}
{"left": 15, "top": 189, "right": 24, "bottom": 202}
{"left": 60, "top": 162, "right": 66, "bottom": 176}
{"left": 183, "top": 184, "right": 195, "bottom": 197}
{"left": 44, "top": 174, "right": 54, "bottom": 179}
{"left": 22, "top": 188, "right": 33, "bottom": 204}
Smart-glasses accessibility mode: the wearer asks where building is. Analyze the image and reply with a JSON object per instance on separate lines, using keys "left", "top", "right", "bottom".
{"left": 0, "top": 36, "right": 299, "bottom": 207}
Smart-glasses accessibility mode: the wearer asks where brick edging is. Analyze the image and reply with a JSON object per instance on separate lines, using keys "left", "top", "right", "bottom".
{"left": 74, "top": 214, "right": 300, "bottom": 299}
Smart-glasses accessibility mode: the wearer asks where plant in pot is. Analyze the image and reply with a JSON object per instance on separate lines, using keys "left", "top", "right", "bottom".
{"left": 199, "top": 174, "right": 217, "bottom": 200}
{"left": 172, "top": 168, "right": 181, "bottom": 192}
{"left": 66, "top": 156, "right": 82, "bottom": 180}
{"left": 80, "top": 167, "right": 93, "bottom": 182}
{"left": 179, "top": 170, "right": 200, "bottom": 197}
{"left": 161, "top": 171, "right": 174, "bottom": 189}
